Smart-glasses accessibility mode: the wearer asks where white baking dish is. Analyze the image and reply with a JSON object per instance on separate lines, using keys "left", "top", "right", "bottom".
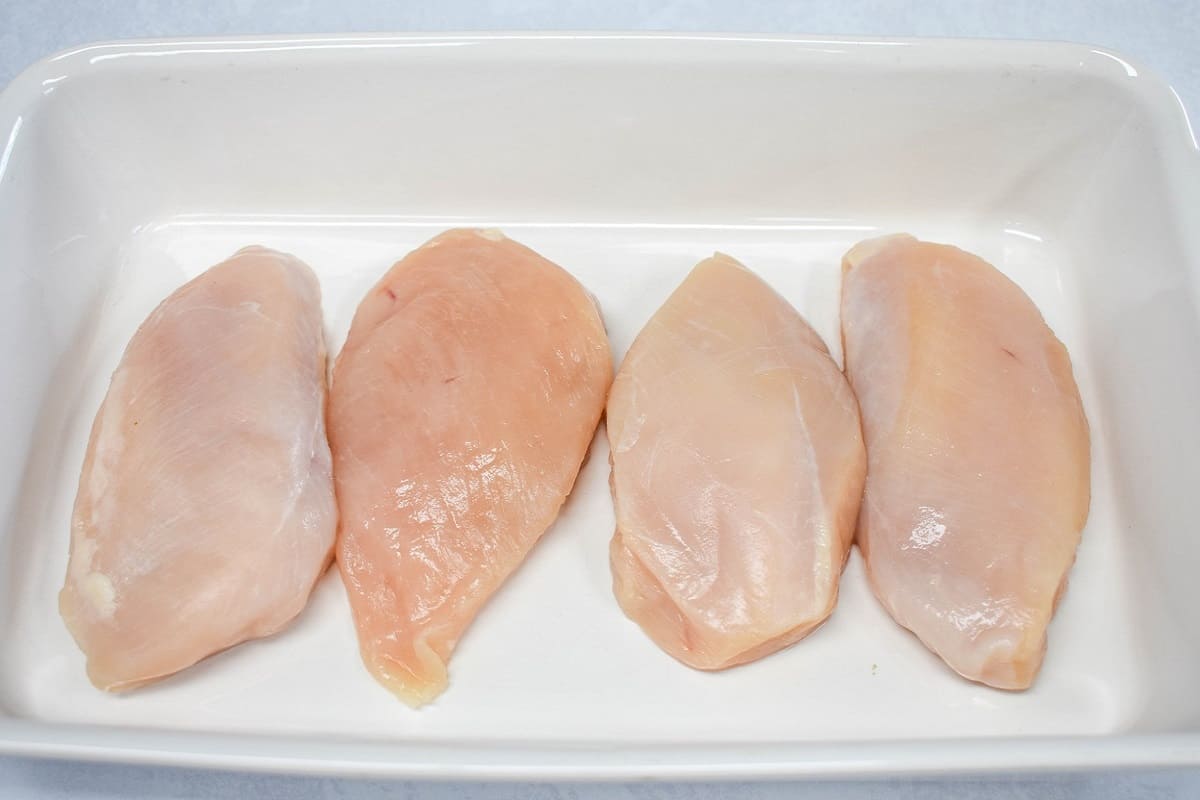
{"left": 0, "top": 32, "right": 1198, "bottom": 779}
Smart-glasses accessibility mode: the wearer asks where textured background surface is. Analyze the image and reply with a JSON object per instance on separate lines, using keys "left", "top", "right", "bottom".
{"left": 1, "top": 1, "right": 1198, "bottom": 797}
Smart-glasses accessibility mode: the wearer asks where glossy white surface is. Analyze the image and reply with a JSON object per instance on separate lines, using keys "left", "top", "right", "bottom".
{"left": 1, "top": 30, "right": 1199, "bottom": 781}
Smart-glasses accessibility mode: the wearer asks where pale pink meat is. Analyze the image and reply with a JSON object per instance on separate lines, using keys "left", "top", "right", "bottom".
{"left": 329, "top": 228, "right": 612, "bottom": 706}
{"left": 607, "top": 254, "right": 866, "bottom": 669}
{"left": 840, "top": 234, "right": 1090, "bottom": 689}
{"left": 61, "top": 246, "right": 336, "bottom": 691}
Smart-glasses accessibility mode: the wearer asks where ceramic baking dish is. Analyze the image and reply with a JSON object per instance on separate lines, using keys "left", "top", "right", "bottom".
{"left": 1, "top": 33, "right": 1198, "bottom": 779}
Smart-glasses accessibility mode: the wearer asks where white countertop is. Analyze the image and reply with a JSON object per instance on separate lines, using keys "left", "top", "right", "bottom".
{"left": 1, "top": 1, "right": 1197, "bottom": 798}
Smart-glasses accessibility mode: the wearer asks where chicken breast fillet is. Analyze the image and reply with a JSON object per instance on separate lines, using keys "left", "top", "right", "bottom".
{"left": 329, "top": 228, "right": 612, "bottom": 706}
{"left": 61, "top": 246, "right": 336, "bottom": 691}
{"left": 840, "top": 234, "right": 1090, "bottom": 690}
{"left": 608, "top": 253, "right": 866, "bottom": 670}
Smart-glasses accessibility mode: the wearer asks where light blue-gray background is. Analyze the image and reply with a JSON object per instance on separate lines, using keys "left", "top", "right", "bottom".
{"left": 1, "top": 1, "right": 1196, "bottom": 798}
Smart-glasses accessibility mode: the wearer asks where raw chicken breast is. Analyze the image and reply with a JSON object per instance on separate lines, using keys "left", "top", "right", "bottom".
{"left": 61, "top": 246, "right": 336, "bottom": 691}
{"left": 330, "top": 228, "right": 611, "bottom": 706}
{"left": 608, "top": 254, "right": 866, "bottom": 670}
{"left": 841, "top": 234, "right": 1090, "bottom": 690}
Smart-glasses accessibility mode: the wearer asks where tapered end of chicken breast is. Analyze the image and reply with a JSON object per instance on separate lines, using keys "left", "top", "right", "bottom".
{"left": 841, "top": 233, "right": 916, "bottom": 274}
{"left": 977, "top": 645, "right": 1044, "bottom": 691}
{"left": 361, "top": 643, "right": 449, "bottom": 708}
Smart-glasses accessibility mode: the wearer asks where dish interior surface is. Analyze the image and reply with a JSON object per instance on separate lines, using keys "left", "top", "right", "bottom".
{"left": 0, "top": 35, "right": 1198, "bottom": 757}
